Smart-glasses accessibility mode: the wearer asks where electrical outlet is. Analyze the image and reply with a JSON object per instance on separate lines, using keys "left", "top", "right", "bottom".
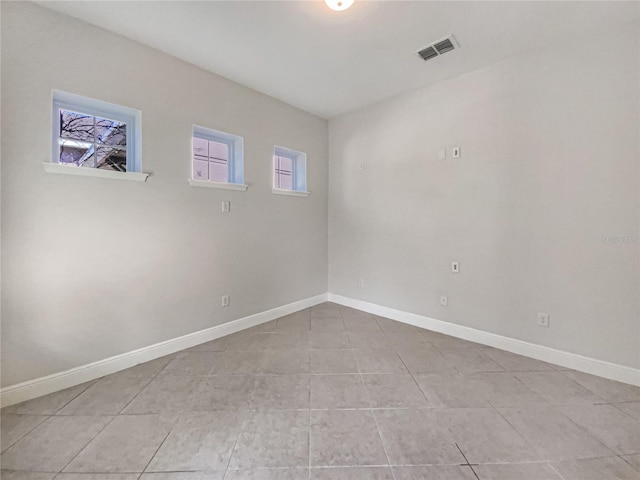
{"left": 537, "top": 313, "right": 549, "bottom": 327}
{"left": 221, "top": 201, "right": 230, "bottom": 213}
{"left": 221, "top": 295, "right": 230, "bottom": 307}
{"left": 452, "top": 147, "right": 461, "bottom": 158}
{"left": 358, "top": 278, "right": 364, "bottom": 288}
{"left": 451, "top": 261, "right": 459, "bottom": 273}
{"left": 440, "top": 295, "right": 448, "bottom": 306}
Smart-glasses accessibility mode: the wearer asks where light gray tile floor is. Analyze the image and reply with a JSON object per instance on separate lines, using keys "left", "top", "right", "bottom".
{"left": 2, "top": 303, "right": 639, "bottom": 480}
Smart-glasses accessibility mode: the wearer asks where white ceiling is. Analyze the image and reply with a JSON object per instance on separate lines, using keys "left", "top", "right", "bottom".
{"left": 39, "top": 1, "right": 639, "bottom": 119}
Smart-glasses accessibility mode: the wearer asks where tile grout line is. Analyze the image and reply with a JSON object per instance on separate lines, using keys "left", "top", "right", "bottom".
{"left": 618, "top": 454, "right": 640, "bottom": 474}
{"left": 608, "top": 402, "right": 640, "bottom": 423}
{"left": 109, "top": 355, "right": 177, "bottom": 417}
{"left": 454, "top": 442, "right": 480, "bottom": 480}
{"left": 394, "top": 349, "right": 432, "bottom": 407}
{"left": 468, "top": 464, "right": 481, "bottom": 480}
{"left": 554, "top": 369, "right": 613, "bottom": 403}
{"left": 510, "top": 373, "right": 553, "bottom": 406}
{"left": 485, "top": 400, "right": 626, "bottom": 465}
{"left": 487, "top": 402, "right": 545, "bottom": 463}
{"left": 360, "top": 355, "right": 397, "bottom": 480}
{"left": 222, "top": 409, "right": 252, "bottom": 479}
{"left": 558, "top": 413, "right": 626, "bottom": 459}
{"left": 502, "top": 400, "right": 617, "bottom": 459}
{"left": 55, "top": 413, "right": 118, "bottom": 475}
{"left": 547, "top": 461, "right": 566, "bottom": 479}
{"left": 53, "top": 381, "right": 97, "bottom": 414}
{"left": 369, "top": 407, "right": 397, "bottom": 480}
{"left": 141, "top": 426, "right": 174, "bottom": 475}
{"left": 113, "top": 377, "right": 155, "bottom": 416}
{"left": 0, "top": 414, "right": 51, "bottom": 454}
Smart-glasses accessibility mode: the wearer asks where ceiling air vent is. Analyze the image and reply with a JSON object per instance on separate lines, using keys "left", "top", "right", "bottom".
{"left": 434, "top": 38, "right": 455, "bottom": 54}
{"left": 417, "top": 46, "right": 438, "bottom": 61}
{"left": 416, "top": 35, "right": 458, "bottom": 62}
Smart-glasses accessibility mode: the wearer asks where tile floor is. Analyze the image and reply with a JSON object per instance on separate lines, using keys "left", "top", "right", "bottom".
{"left": 2, "top": 302, "right": 640, "bottom": 479}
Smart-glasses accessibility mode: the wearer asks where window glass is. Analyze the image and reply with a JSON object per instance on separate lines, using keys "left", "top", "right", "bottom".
{"left": 192, "top": 127, "right": 243, "bottom": 185}
{"left": 275, "top": 155, "right": 293, "bottom": 190}
{"left": 58, "top": 109, "right": 127, "bottom": 171}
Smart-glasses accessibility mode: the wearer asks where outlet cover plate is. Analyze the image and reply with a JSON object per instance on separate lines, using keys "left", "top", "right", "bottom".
{"left": 537, "top": 313, "right": 549, "bottom": 327}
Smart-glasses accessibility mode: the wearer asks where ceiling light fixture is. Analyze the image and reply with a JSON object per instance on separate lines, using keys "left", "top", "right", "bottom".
{"left": 324, "top": 0, "right": 354, "bottom": 11}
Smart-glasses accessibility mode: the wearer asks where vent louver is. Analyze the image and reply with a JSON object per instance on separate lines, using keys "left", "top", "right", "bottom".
{"left": 418, "top": 46, "right": 438, "bottom": 61}
{"left": 434, "top": 38, "right": 454, "bottom": 54}
{"left": 416, "top": 35, "right": 458, "bottom": 62}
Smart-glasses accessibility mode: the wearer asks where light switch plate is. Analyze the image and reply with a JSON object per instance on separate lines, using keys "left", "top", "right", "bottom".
{"left": 452, "top": 147, "right": 461, "bottom": 158}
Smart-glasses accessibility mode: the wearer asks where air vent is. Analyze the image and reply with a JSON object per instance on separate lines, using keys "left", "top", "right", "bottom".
{"left": 416, "top": 35, "right": 458, "bottom": 62}
{"left": 418, "top": 46, "right": 438, "bottom": 61}
{"left": 434, "top": 38, "right": 454, "bottom": 54}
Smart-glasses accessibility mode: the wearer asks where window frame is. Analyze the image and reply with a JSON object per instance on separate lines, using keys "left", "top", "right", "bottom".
{"left": 51, "top": 90, "right": 142, "bottom": 174}
{"left": 273, "top": 145, "right": 308, "bottom": 196}
{"left": 190, "top": 125, "right": 246, "bottom": 190}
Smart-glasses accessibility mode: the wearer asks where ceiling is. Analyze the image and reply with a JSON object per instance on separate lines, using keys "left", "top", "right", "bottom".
{"left": 39, "top": 1, "right": 639, "bottom": 119}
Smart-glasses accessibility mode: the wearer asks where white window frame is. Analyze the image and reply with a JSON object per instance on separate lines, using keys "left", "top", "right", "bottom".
{"left": 46, "top": 90, "right": 147, "bottom": 182}
{"left": 189, "top": 125, "right": 248, "bottom": 191}
{"left": 273, "top": 145, "right": 309, "bottom": 197}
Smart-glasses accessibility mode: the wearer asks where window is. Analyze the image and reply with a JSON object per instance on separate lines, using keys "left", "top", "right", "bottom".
{"left": 190, "top": 126, "right": 247, "bottom": 190}
{"left": 50, "top": 91, "right": 145, "bottom": 181}
{"left": 273, "top": 146, "right": 308, "bottom": 196}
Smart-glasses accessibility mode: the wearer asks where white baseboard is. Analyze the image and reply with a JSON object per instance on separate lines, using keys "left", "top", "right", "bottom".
{"left": 0, "top": 294, "right": 328, "bottom": 407}
{"left": 3, "top": 291, "right": 637, "bottom": 407}
{"left": 329, "top": 293, "right": 640, "bottom": 387}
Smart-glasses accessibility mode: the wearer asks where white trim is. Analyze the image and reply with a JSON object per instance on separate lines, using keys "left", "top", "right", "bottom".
{"left": 188, "top": 179, "right": 249, "bottom": 191}
{"left": 328, "top": 293, "right": 640, "bottom": 387}
{"left": 5, "top": 291, "right": 636, "bottom": 407}
{"left": 272, "top": 188, "right": 310, "bottom": 197}
{"left": 43, "top": 162, "right": 149, "bottom": 182}
{"left": 0, "top": 294, "right": 328, "bottom": 407}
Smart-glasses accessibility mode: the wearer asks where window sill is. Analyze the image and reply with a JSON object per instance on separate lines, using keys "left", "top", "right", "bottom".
{"left": 272, "top": 188, "right": 310, "bottom": 197}
{"left": 188, "top": 179, "right": 249, "bottom": 191}
{"left": 43, "top": 163, "right": 149, "bottom": 182}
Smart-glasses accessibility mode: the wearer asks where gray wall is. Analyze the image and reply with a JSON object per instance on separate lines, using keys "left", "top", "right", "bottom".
{"left": 1, "top": 2, "right": 328, "bottom": 387}
{"left": 329, "top": 22, "right": 640, "bottom": 369}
